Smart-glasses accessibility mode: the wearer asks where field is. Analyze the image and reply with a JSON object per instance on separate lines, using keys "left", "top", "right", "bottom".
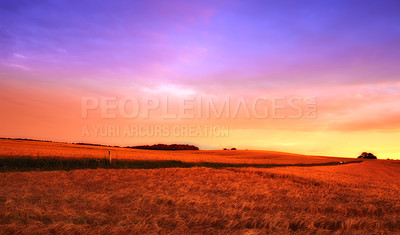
{"left": 0, "top": 138, "right": 350, "bottom": 164}
{"left": 1, "top": 139, "right": 400, "bottom": 234}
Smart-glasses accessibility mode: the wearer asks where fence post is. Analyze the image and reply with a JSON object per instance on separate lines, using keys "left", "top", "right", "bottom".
{"left": 108, "top": 150, "right": 111, "bottom": 164}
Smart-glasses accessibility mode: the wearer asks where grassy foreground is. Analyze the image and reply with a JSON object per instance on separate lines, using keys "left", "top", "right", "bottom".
{"left": 1, "top": 139, "right": 399, "bottom": 234}
{"left": 1, "top": 161, "right": 400, "bottom": 234}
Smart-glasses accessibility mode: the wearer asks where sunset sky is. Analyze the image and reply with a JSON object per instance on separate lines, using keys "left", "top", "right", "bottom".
{"left": 1, "top": 0, "right": 400, "bottom": 158}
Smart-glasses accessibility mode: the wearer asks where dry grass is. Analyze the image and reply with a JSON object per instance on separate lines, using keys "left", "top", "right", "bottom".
{"left": 1, "top": 139, "right": 400, "bottom": 234}
{"left": 0, "top": 138, "right": 349, "bottom": 164}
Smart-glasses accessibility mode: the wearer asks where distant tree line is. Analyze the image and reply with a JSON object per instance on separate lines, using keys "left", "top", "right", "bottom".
{"left": 358, "top": 152, "right": 377, "bottom": 159}
{"left": 128, "top": 144, "right": 199, "bottom": 150}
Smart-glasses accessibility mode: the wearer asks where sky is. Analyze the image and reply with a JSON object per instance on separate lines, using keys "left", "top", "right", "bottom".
{"left": 1, "top": 0, "right": 400, "bottom": 158}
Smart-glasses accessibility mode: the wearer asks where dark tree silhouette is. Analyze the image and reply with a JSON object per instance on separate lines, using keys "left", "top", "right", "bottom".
{"left": 128, "top": 144, "right": 199, "bottom": 150}
{"left": 358, "top": 152, "right": 377, "bottom": 159}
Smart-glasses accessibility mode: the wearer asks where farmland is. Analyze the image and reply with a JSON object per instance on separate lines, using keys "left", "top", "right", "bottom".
{"left": 1, "top": 139, "right": 400, "bottom": 234}
{"left": 0, "top": 138, "right": 350, "bottom": 164}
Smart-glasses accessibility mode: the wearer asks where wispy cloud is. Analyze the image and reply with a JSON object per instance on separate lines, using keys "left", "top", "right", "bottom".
{"left": 6, "top": 63, "right": 30, "bottom": 71}
{"left": 13, "top": 53, "right": 26, "bottom": 59}
{"left": 141, "top": 84, "right": 196, "bottom": 97}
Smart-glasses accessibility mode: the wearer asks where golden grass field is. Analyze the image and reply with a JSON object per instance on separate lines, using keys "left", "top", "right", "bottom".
{"left": 1, "top": 139, "right": 400, "bottom": 234}
{"left": 0, "top": 138, "right": 349, "bottom": 164}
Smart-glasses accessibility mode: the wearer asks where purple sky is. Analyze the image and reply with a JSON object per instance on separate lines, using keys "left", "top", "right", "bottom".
{"left": 1, "top": 0, "right": 400, "bottom": 90}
